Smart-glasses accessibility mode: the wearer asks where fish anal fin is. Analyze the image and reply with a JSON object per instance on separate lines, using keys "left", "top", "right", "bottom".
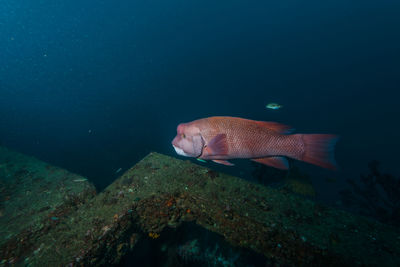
{"left": 256, "top": 121, "right": 294, "bottom": 134}
{"left": 252, "top": 156, "right": 289, "bottom": 170}
{"left": 207, "top": 134, "right": 229, "bottom": 155}
{"left": 212, "top": 159, "right": 234, "bottom": 166}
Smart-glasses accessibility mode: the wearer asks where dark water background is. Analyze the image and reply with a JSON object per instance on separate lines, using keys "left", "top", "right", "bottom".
{"left": 0, "top": 0, "right": 399, "bottom": 202}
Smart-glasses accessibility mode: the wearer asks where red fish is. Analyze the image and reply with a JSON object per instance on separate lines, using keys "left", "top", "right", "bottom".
{"left": 171, "top": 116, "right": 338, "bottom": 170}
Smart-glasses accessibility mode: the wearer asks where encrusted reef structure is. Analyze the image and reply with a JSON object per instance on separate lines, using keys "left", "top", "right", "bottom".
{"left": 0, "top": 146, "right": 96, "bottom": 265}
{"left": 1, "top": 148, "right": 399, "bottom": 266}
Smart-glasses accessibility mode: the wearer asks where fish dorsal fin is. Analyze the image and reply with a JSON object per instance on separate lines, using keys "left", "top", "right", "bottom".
{"left": 212, "top": 159, "right": 234, "bottom": 166}
{"left": 252, "top": 156, "right": 289, "bottom": 170}
{"left": 206, "top": 134, "right": 229, "bottom": 156}
{"left": 255, "top": 121, "right": 293, "bottom": 134}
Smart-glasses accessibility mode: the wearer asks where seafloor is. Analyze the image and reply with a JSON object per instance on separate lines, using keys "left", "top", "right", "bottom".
{"left": 0, "top": 146, "right": 399, "bottom": 266}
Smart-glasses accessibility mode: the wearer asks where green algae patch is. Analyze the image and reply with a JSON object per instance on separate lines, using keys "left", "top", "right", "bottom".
{"left": 1, "top": 151, "right": 400, "bottom": 266}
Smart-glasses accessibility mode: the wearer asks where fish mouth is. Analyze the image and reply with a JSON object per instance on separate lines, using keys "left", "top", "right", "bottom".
{"left": 172, "top": 145, "right": 189, "bottom": 157}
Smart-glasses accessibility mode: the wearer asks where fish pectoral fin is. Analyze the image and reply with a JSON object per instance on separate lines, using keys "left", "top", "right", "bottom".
{"left": 251, "top": 156, "right": 289, "bottom": 170}
{"left": 212, "top": 159, "right": 234, "bottom": 166}
{"left": 255, "top": 121, "right": 294, "bottom": 134}
{"left": 207, "top": 134, "right": 229, "bottom": 155}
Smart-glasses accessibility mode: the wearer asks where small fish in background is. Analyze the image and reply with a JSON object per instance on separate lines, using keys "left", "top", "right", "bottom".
{"left": 266, "top": 103, "right": 283, "bottom": 110}
{"left": 115, "top": 168, "right": 122, "bottom": 174}
{"left": 172, "top": 116, "right": 338, "bottom": 170}
{"left": 73, "top": 178, "right": 88, "bottom": 182}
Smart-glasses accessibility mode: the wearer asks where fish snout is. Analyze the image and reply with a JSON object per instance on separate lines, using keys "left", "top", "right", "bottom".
{"left": 172, "top": 135, "right": 180, "bottom": 147}
{"left": 172, "top": 135, "right": 190, "bottom": 157}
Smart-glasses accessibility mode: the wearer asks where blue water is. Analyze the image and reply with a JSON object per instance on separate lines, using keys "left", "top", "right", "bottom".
{"left": 1, "top": 0, "right": 399, "bottom": 196}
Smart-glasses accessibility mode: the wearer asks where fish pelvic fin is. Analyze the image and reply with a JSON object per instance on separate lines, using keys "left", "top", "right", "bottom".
{"left": 297, "top": 134, "right": 339, "bottom": 170}
{"left": 212, "top": 159, "right": 234, "bottom": 166}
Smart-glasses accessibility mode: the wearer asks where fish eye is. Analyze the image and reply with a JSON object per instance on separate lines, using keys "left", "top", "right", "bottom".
{"left": 181, "top": 134, "right": 186, "bottom": 138}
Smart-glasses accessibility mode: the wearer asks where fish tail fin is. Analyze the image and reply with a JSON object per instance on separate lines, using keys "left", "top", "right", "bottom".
{"left": 297, "top": 134, "right": 339, "bottom": 170}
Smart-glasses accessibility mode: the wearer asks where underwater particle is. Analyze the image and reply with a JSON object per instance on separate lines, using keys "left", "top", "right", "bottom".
{"left": 148, "top": 232, "right": 160, "bottom": 239}
{"left": 266, "top": 103, "right": 283, "bottom": 110}
{"left": 115, "top": 168, "right": 122, "bottom": 174}
{"left": 160, "top": 243, "right": 168, "bottom": 252}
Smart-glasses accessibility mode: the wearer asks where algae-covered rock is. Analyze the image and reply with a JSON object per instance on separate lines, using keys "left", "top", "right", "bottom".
{"left": 0, "top": 146, "right": 96, "bottom": 265}
{"left": 1, "top": 151, "right": 400, "bottom": 266}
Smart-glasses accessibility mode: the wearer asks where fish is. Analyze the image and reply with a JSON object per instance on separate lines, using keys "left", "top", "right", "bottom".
{"left": 73, "top": 178, "right": 88, "bottom": 182}
{"left": 266, "top": 103, "right": 282, "bottom": 110}
{"left": 171, "top": 116, "right": 338, "bottom": 170}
